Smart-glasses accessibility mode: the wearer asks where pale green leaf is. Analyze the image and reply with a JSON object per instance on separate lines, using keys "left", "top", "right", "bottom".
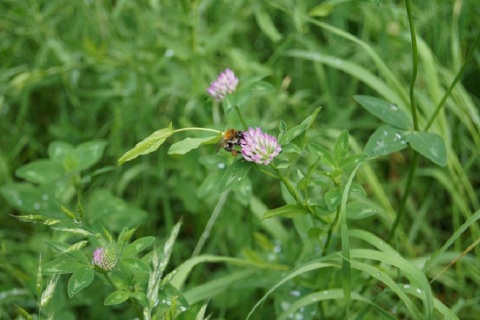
{"left": 262, "top": 204, "right": 309, "bottom": 220}
{"left": 364, "top": 124, "right": 408, "bottom": 156}
{"left": 118, "top": 123, "right": 173, "bottom": 164}
{"left": 405, "top": 131, "right": 447, "bottom": 166}
{"left": 105, "top": 290, "right": 130, "bottom": 306}
{"left": 168, "top": 135, "right": 218, "bottom": 155}
{"left": 67, "top": 267, "right": 94, "bottom": 298}
{"left": 354, "top": 95, "right": 410, "bottom": 130}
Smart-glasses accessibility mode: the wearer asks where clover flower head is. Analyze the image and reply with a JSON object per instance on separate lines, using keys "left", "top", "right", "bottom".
{"left": 240, "top": 127, "right": 282, "bottom": 165}
{"left": 207, "top": 68, "right": 239, "bottom": 101}
{"left": 92, "top": 246, "right": 118, "bottom": 272}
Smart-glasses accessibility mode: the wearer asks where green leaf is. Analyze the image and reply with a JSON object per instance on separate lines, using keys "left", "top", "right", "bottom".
{"left": 280, "top": 108, "right": 322, "bottom": 145}
{"left": 67, "top": 267, "right": 94, "bottom": 298}
{"left": 280, "top": 143, "right": 302, "bottom": 155}
{"left": 334, "top": 129, "right": 349, "bottom": 163}
{"left": 354, "top": 95, "right": 410, "bottom": 130}
{"left": 309, "top": 2, "right": 335, "bottom": 17}
{"left": 104, "top": 290, "right": 130, "bottom": 306}
{"left": 346, "top": 201, "right": 378, "bottom": 220}
{"left": 309, "top": 143, "right": 335, "bottom": 168}
{"left": 43, "top": 256, "right": 88, "bottom": 274}
{"left": 364, "top": 124, "right": 408, "bottom": 156}
{"left": 73, "top": 140, "right": 107, "bottom": 171}
{"left": 15, "top": 160, "right": 65, "bottom": 184}
{"left": 121, "top": 258, "right": 150, "bottom": 273}
{"left": 48, "top": 141, "right": 74, "bottom": 165}
{"left": 254, "top": 7, "right": 282, "bottom": 42}
{"left": 341, "top": 154, "right": 369, "bottom": 172}
{"left": 405, "top": 131, "right": 447, "bottom": 166}
{"left": 262, "top": 204, "right": 309, "bottom": 220}
{"left": 118, "top": 123, "right": 173, "bottom": 164}
{"left": 325, "top": 187, "right": 342, "bottom": 211}
{"left": 218, "top": 160, "right": 253, "bottom": 192}
{"left": 168, "top": 135, "right": 218, "bottom": 155}
{"left": 14, "top": 304, "right": 33, "bottom": 320}
{"left": 123, "top": 236, "right": 156, "bottom": 257}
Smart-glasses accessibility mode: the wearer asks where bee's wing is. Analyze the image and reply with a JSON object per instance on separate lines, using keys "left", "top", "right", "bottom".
{"left": 215, "top": 137, "right": 224, "bottom": 153}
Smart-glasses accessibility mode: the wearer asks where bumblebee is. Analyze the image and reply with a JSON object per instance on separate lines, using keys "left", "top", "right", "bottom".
{"left": 215, "top": 129, "right": 243, "bottom": 156}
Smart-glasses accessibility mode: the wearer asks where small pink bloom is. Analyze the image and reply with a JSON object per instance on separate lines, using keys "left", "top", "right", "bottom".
{"left": 240, "top": 127, "right": 281, "bottom": 165}
{"left": 207, "top": 69, "right": 239, "bottom": 101}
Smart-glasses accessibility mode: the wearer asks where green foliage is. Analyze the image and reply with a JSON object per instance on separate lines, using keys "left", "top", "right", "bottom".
{"left": 1, "top": 0, "right": 479, "bottom": 319}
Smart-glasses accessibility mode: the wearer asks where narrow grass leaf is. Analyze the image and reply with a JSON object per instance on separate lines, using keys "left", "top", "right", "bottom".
{"left": 14, "top": 304, "right": 33, "bottom": 320}
{"left": 254, "top": 7, "right": 282, "bottom": 42}
{"left": 424, "top": 208, "right": 480, "bottom": 271}
{"left": 350, "top": 249, "right": 433, "bottom": 319}
{"left": 262, "top": 204, "right": 309, "bottom": 220}
{"left": 405, "top": 131, "right": 447, "bottom": 166}
{"left": 184, "top": 270, "right": 255, "bottom": 305}
{"left": 350, "top": 261, "right": 423, "bottom": 319}
{"left": 277, "top": 289, "right": 396, "bottom": 320}
{"left": 168, "top": 135, "right": 218, "bottom": 155}
{"left": 364, "top": 124, "right": 408, "bottom": 156}
{"left": 169, "top": 255, "right": 288, "bottom": 290}
{"left": 246, "top": 260, "right": 338, "bottom": 320}
{"left": 118, "top": 123, "right": 173, "bottom": 164}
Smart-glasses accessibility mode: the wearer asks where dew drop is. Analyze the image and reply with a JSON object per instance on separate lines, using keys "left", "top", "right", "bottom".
{"left": 33, "top": 203, "right": 41, "bottom": 210}
{"left": 403, "top": 284, "right": 410, "bottom": 289}
{"left": 42, "top": 194, "right": 49, "bottom": 200}
{"left": 392, "top": 306, "right": 398, "bottom": 314}
{"left": 217, "top": 163, "right": 225, "bottom": 169}
{"left": 416, "top": 288, "right": 422, "bottom": 294}
{"left": 290, "top": 290, "right": 301, "bottom": 297}
{"left": 164, "top": 49, "right": 174, "bottom": 58}
{"left": 237, "top": 177, "right": 242, "bottom": 182}
{"left": 16, "top": 199, "right": 23, "bottom": 206}
{"left": 394, "top": 133, "right": 402, "bottom": 140}
{"left": 390, "top": 104, "right": 399, "bottom": 111}
{"left": 376, "top": 272, "right": 381, "bottom": 277}
{"left": 323, "top": 290, "right": 329, "bottom": 295}
{"left": 334, "top": 58, "right": 342, "bottom": 65}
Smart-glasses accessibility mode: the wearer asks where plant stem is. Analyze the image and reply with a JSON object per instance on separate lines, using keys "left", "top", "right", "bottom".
{"left": 424, "top": 32, "right": 480, "bottom": 131}
{"left": 322, "top": 206, "right": 341, "bottom": 256}
{"left": 270, "top": 163, "right": 302, "bottom": 205}
{"left": 191, "top": 190, "right": 230, "bottom": 257}
{"left": 235, "top": 106, "right": 248, "bottom": 130}
{"left": 388, "top": 151, "right": 419, "bottom": 241}
{"left": 405, "top": 0, "right": 419, "bottom": 131}
{"left": 212, "top": 101, "right": 220, "bottom": 125}
{"left": 173, "top": 127, "right": 221, "bottom": 134}
{"left": 389, "top": 0, "right": 419, "bottom": 241}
